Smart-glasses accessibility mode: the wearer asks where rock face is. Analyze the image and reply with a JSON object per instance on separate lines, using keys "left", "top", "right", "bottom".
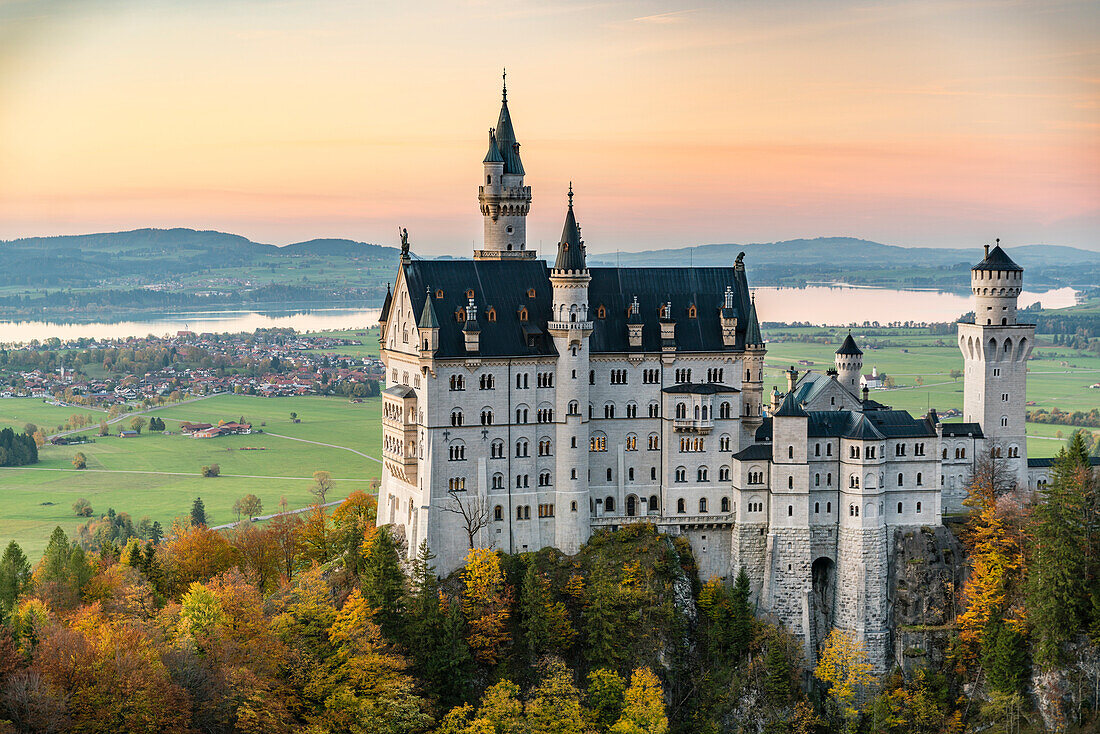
{"left": 888, "top": 525, "right": 964, "bottom": 673}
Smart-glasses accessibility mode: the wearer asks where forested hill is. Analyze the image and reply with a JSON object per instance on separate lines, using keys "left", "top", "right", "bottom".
{"left": 587, "top": 237, "right": 1100, "bottom": 290}
{"left": 0, "top": 228, "right": 398, "bottom": 289}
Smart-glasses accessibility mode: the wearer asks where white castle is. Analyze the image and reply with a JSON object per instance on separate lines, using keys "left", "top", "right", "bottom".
{"left": 376, "top": 79, "right": 1048, "bottom": 671}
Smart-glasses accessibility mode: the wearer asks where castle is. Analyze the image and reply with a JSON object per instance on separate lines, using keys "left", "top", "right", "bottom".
{"left": 376, "top": 79, "right": 1048, "bottom": 672}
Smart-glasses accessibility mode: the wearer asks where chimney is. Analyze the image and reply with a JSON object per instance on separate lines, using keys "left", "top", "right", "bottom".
{"left": 786, "top": 366, "right": 798, "bottom": 391}
{"left": 984, "top": 244, "right": 990, "bottom": 258}
{"left": 862, "top": 385, "right": 869, "bottom": 402}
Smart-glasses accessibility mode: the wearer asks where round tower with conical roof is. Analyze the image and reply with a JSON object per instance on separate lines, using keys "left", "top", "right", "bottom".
{"left": 547, "top": 185, "right": 592, "bottom": 553}
{"left": 476, "top": 72, "right": 534, "bottom": 260}
{"left": 835, "top": 332, "right": 863, "bottom": 396}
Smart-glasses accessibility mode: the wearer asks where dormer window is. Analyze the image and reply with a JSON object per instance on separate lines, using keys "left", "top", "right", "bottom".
{"left": 518, "top": 307, "right": 528, "bottom": 322}
{"left": 465, "top": 289, "right": 475, "bottom": 299}
{"left": 435, "top": 289, "right": 444, "bottom": 300}
{"left": 456, "top": 308, "right": 466, "bottom": 323}
{"left": 597, "top": 305, "right": 606, "bottom": 319}
{"left": 688, "top": 304, "right": 697, "bottom": 319}
{"left": 486, "top": 308, "right": 497, "bottom": 322}
{"left": 527, "top": 288, "right": 536, "bottom": 298}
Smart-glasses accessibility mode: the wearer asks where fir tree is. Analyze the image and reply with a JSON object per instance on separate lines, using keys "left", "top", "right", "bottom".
{"left": 982, "top": 620, "right": 1029, "bottom": 694}
{"left": 584, "top": 579, "right": 621, "bottom": 669}
{"left": 730, "top": 568, "right": 753, "bottom": 660}
{"left": 362, "top": 524, "right": 405, "bottom": 641}
{"left": 190, "top": 496, "right": 207, "bottom": 527}
{"left": 0, "top": 540, "right": 30, "bottom": 620}
{"left": 520, "top": 564, "right": 576, "bottom": 657}
{"left": 763, "top": 639, "right": 793, "bottom": 707}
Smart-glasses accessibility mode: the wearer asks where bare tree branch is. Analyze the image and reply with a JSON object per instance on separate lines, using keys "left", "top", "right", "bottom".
{"left": 440, "top": 491, "right": 494, "bottom": 549}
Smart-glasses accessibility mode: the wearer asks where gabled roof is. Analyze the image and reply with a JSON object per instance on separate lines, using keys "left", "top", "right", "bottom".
{"left": 383, "top": 385, "right": 415, "bottom": 398}
{"left": 844, "top": 414, "right": 886, "bottom": 441}
{"left": 836, "top": 332, "right": 862, "bottom": 356}
{"left": 973, "top": 244, "right": 1022, "bottom": 272}
{"left": 941, "top": 422, "right": 984, "bottom": 438}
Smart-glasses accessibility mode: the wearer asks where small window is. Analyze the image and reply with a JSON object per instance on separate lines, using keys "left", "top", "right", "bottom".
{"left": 897, "top": 502, "right": 903, "bottom": 514}
{"left": 518, "top": 307, "right": 528, "bottom": 322}
{"left": 465, "top": 288, "right": 475, "bottom": 299}
{"left": 787, "top": 505, "right": 793, "bottom": 517}
{"left": 456, "top": 308, "right": 466, "bottom": 323}
{"left": 688, "top": 304, "right": 697, "bottom": 319}
{"left": 597, "top": 305, "right": 607, "bottom": 319}
{"left": 677, "top": 498, "right": 685, "bottom": 514}
{"left": 486, "top": 308, "right": 496, "bottom": 322}
{"left": 527, "top": 288, "right": 536, "bottom": 298}
{"left": 435, "top": 289, "right": 444, "bottom": 299}
{"left": 916, "top": 501, "right": 922, "bottom": 513}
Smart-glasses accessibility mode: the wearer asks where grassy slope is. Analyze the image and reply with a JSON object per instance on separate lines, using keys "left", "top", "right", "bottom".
{"left": 0, "top": 395, "right": 381, "bottom": 559}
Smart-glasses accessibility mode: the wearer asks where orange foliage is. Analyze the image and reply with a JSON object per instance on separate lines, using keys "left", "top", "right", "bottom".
{"left": 159, "top": 522, "right": 237, "bottom": 598}
{"left": 461, "top": 548, "right": 512, "bottom": 666}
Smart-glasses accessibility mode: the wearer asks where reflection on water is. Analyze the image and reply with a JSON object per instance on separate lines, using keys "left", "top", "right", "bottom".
{"left": 0, "top": 286, "right": 1078, "bottom": 343}
{"left": 0, "top": 308, "right": 382, "bottom": 343}
{"left": 752, "top": 286, "right": 1076, "bottom": 326}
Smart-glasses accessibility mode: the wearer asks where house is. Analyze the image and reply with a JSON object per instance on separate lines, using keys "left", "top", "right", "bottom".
{"left": 179, "top": 422, "right": 213, "bottom": 435}
{"left": 119, "top": 430, "right": 138, "bottom": 438}
{"left": 860, "top": 366, "right": 887, "bottom": 389}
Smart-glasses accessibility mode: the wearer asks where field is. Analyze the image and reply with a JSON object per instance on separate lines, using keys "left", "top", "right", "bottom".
{"left": 303, "top": 327, "right": 381, "bottom": 359}
{"left": 0, "top": 395, "right": 381, "bottom": 558}
{"left": 762, "top": 327, "right": 1100, "bottom": 459}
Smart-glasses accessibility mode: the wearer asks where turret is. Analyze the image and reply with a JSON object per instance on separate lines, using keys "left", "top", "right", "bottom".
{"left": 418, "top": 288, "right": 439, "bottom": 357}
{"left": 379, "top": 283, "right": 393, "bottom": 342}
{"left": 835, "top": 332, "right": 863, "bottom": 395}
{"left": 972, "top": 239, "right": 1024, "bottom": 326}
{"left": 741, "top": 293, "right": 766, "bottom": 426}
{"left": 476, "top": 71, "right": 534, "bottom": 260}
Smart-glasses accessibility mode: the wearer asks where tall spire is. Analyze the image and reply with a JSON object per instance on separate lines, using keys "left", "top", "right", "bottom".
{"left": 554, "top": 185, "right": 586, "bottom": 272}
{"left": 502, "top": 67, "right": 507, "bottom": 102}
{"left": 494, "top": 70, "right": 524, "bottom": 175}
{"left": 746, "top": 292, "right": 763, "bottom": 346}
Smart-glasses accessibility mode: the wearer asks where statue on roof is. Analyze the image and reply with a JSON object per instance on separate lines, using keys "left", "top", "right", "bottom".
{"left": 399, "top": 227, "right": 409, "bottom": 259}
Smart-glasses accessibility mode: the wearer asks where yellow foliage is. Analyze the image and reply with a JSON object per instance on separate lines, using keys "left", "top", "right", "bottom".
{"left": 814, "top": 629, "right": 876, "bottom": 721}
{"left": 461, "top": 548, "right": 512, "bottom": 666}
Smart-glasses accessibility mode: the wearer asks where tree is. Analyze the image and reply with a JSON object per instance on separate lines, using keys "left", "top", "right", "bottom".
{"left": 815, "top": 629, "right": 876, "bottom": 725}
{"left": 361, "top": 524, "right": 405, "bottom": 640}
{"left": 191, "top": 496, "right": 207, "bottom": 527}
{"left": 289, "top": 412, "right": 297, "bottom": 421}
{"left": 33, "top": 527, "right": 93, "bottom": 611}
{"left": 914, "top": 376, "right": 923, "bottom": 387}
{"left": 22, "top": 423, "right": 36, "bottom": 436}
{"left": 98, "top": 421, "right": 109, "bottom": 436}
{"left": 729, "top": 567, "right": 753, "bottom": 659}
{"left": 310, "top": 469, "right": 332, "bottom": 503}
{"left": 201, "top": 463, "right": 220, "bottom": 478}
{"left": 32, "top": 429, "right": 46, "bottom": 448}
{"left": 1026, "top": 437, "right": 1091, "bottom": 668}
{"left": 233, "top": 493, "right": 263, "bottom": 522}
{"left": 611, "top": 667, "right": 668, "bottom": 734}
{"left": 982, "top": 619, "right": 1029, "bottom": 695}
{"left": 72, "top": 497, "right": 92, "bottom": 517}
{"left": 520, "top": 564, "right": 576, "bottom": 657}
{"left": 442, "top": 491, "right": 494, "bottom": 549}
{"left": 461, "top": 548, "right": 512, "bottom": 666}
{"left": 525, "top": 658, "right": 588, "bottom": 734}
{"left": 0, "top": 541, "right": 31, "bottom": 620}
{"left": 587, "top": 669, "right": 626, "bottom": 731}
{"left": 71, "top": 452, "right": 86, "bottom": 470}
{"left": 129, "top": 416, "right": 146, "bottom": 434}
{"left": 949, "top": 368, "right": 962, "bottom": 382}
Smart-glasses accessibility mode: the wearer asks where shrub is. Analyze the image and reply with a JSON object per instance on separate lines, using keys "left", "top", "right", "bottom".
{"left": 72, "top": 497, "right": 92, "bottom": 517}
{"left": 201, "top": 464, "right": 221, "bottom": 478}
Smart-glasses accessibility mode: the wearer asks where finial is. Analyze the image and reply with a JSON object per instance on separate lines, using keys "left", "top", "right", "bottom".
{"left": 502, "top": 67, "right": 507, "bottom": 101}
{"left": 568, "top": 181, "right": 573, "bottom": 209}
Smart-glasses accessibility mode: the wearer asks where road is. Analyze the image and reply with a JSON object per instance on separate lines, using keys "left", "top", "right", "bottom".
{"left": 263, "top": 431, "right": 382, "bottom": 464}
{"left": 0, "top": 466, "right": 378, "bottom": 482}
{"left": 209, "top": 499, "right": 345, "bottom": 531}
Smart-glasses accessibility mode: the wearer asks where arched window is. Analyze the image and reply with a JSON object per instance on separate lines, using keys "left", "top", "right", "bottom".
{"left": 590, "top": 433, "right": 607, "bottom": 452}
{"left": 827, "top": 502, "right": 831, "bottom": 513}
{"left": 916, "top": 472, "right": 923, "bottom": 486}
{"left": 605, "top": 496, "right": 615, "bottom": 512}
{"left": 675, "top": 403, "right": 686, "bottom": 420}
{"left": 719, "top": 434, "right": 731, "bottom": 451}
{"left": 788, "top": 505, "right": 793, "bottom": 517}
{"left": 897, "top": 502, "right": 903, "bottom": 514}
{"left": 698, "top": 466, "right": 709, "bottom": 482}
{"left": 720, "top": 402, "right": 731, "bottom": 419}
{"left": 788, "top": 476, "right": 793, "bottom": 489}
{"left": 515, "top": 439, "right": 528, "bottom": 457}
{"left": 788, "top": 446, "right": 794, "bottom": 459}
{"left": 719, "top": 466, "right": 730, "bottom": 481}
{"left": 897, "top": 473, "right": 903, "bottom": 486}
{"left": 492, "top": 473, "right": 504, "bottom": 489}
{"left": 625, "top": 434, "right": 638, "bottom": 451}
{"left": 699, "top": 497, "right": 708, "bottom": 512}
{"left": 450, "top": 409, "right": 463, "bottom": 426}
{"left": 916, "top": 501, "right": 922, "bottom": 513}
{"left": 494, "top": 505, "right": 503, "bottom": 521}
{"left": 675, "top": 467, "right": 686, "bottom": 483}
{"left": 648, "top": 433, "right": 660, "bottom": 450}
{"left": 480, "top": 409, "right": 494, "bottom": 425}
{"left": 568, "top": 400, "right": 579, "bottom": 415}
{"left": 490, "top": 439, "right": 504, "bottom": 459}
{"left": 721, "top": 496, "right": 730, "bottom": 512}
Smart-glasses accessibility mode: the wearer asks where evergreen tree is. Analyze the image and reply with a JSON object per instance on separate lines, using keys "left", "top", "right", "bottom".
{"left": 982, "top": 620, "right": 1029, "bottom": 695}
{"left": 520, "top": 564, "right": 577, "bottom": 657}
{"left": 191, "top": 496, "right": 207, "bottom": 527}
{"left": 1026, "top": 439, "right": 1090, "bottom": 668}
{"left": 584, "top": 578, "right": 620, "bottom": 669}
{"left": 763, "top": 639, "right": 793, "bottom": 707}
{"left": 0, "top": 540, "right": 31, "bottom": 620}
{"left": 730, "top": 568, "right": 753, "bottom": 660}
{"left": 35, "top": 526, "right": 93, "bottom": 610}
{"left": 362, "top": 524, "right": 405, "bottom": 641}
{"left": 587, "top": 669, "right": 626, "bottom": 731}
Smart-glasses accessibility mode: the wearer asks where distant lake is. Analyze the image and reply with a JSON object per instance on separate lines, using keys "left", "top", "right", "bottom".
{"left": 0, "top": 285, "right": 1078, "bottom": 343}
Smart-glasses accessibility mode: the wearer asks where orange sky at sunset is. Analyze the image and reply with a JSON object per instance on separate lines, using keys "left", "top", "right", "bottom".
{"left": 0, "top": 0, "right": 1096, "bottom": 255}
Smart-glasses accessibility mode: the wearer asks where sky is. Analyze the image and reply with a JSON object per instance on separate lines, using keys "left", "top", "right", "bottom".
{"left": 0, "top": 0, "right": 1096, "bottom": 257}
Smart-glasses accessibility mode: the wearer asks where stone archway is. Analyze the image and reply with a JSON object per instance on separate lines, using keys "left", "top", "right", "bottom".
{"left": 811, "top": 557, "right": 836, "bottom": 653}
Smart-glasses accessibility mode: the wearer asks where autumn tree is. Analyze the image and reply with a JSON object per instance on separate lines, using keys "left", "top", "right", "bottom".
{"left": 611, "top": 667, "right": 668, "bottom": 734}
{"left": 332, "top": 490, "right": 377, "bottom": 576}
{"left": 297, "top": 502, "right": 336, "bottom": 566}
{"left": 129, "top": 416, "right": 146, "bottom": 434}
{"left": 587, "top": 669, "right": 627, "bottom": 731}
{"left": 815, "top": 629, "right": 876, "bottom": 727}
{"left": 233, "top": 493, "right": 263, "bottom": 522}
{"left": 361, "top": 524, "right": 405, "bottom": 641}
{"left": 311, "top": 470, "right": 333, "bottom": 503}
{"left": 72, "top": 497, "right": 92, "bottom": 516}
{"left": 461, "top": 548, "right": 512, "bottom": 666}
{"left": 0, "top": 541, "right": 31, "bottom": 621}
{"left": 33, "top": 527, "right": 93, "bottom": 611}
{"left": 71, "top": 452, "right": 87, "bottom": 470}
{"left": 159, "top": 522, "right": 237, "bottom": 598}
{"left": 525, "top": 657, "right": 588, "bottom": 734}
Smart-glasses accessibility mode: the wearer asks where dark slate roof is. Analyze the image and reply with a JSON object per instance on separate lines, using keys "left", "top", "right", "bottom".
{"left": 803, "top": 409, "right": 934, "bottom": 439}
{"left": 973, "top": 244, "right": 1022, "bottom": 272}
{"left": 587, "top": 266, "right": 751, "bottom": 354}
{"left": 379, "top": 285, "right": 393, "bottom": 322}
{"left": 836, "top": 332, "right": 862, "bottom": 356}
{"left": 403, "top": 260, "right": 753, "bottom": 358}
{"left": 786, "top": 372, "right": 835, "bottom": 407}
{"left": 745, "top": 296, "right": 763, "bottom": 346}
{"left": 845, "top": 414, "right": 886, "bottom": 440}
{"left": 806, "top": 412, "right": 856, "bottom": 438}
{"left": 403, "top": 260, "right": 555, "bottom": 358}
{"left": 494, "top": 96, "right": 524, "bottom": 175}
{"left": 483, "top": 129, "right": 504, "bottom": 164}
{"left": 554, "top": 196, "right": 586, "bottom": 271}
{"left": 864, "top": 410, "right": 936, "bottom": 438}
{"left": 732, "top": 444, "right": 772, "bottom": 461}
{"left": 774, "top": 391, "right": 808, "bottom": 417}
{"left": 941, "top": 422, "right": 984, "bottom": 438}
{"left": 861, "top": 398, "right": 890, "bottom": 410}
{"left": 662, "top": 383, "right": 741, "bottom": 394}
{"left": 383, "top": 385, "right": 415, "bottom": 398}
{"left": 755, "top": 418, "right": 773, "bottom": 442}
{"left": 1026, "top": 457, "right": 1100, "bottom": 468}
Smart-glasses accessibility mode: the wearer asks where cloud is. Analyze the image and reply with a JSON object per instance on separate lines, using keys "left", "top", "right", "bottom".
{"left": 631, "top": 8, "right": 698, "bottom": 24}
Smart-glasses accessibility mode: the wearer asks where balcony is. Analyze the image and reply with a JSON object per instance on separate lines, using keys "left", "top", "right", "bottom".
{"left": 673, "top": 418, "right": 713, "bottom": 434}
{"left": 548, "top": 320, "right": 593, "bottom": 332}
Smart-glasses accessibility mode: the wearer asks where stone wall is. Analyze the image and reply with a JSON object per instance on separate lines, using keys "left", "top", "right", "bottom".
{"left": 836, "top": 525, "right": 890, "bottom": 673}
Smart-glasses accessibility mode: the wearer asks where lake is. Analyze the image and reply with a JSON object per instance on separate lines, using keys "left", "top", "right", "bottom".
{"left": 0, "top": 286, "right": 1078, "bottom": 343}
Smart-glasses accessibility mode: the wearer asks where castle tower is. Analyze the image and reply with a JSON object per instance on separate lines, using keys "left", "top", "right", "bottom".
{"left": 547, "top": 185, "right": 592, "bottom": 553}
{"left": 475, "top": 72, "right": 534, "bottom": 260}
{"left": 741, "top": 292, "right": 766, "bottom": 442}
{"left": 958, "top": 241, "right": 1034, "bottom": 487}
{"left": 835, "top": 332, "right": 863, "bottom": 396}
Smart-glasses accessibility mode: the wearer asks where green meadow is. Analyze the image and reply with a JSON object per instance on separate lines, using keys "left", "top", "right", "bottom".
{"left": 0, "top": 395, "right": 381, "bottom": 558}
